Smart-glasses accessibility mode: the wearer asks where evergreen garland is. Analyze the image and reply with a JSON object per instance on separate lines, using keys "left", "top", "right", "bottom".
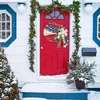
{"left": 29, "top": 0, "right": 80, "bottom": 72}
{"left": 72, "top": 1, "right": 81, "bottom": 62}
{"left": 28, "top": 0, "right": 38, "bottom": 72}
{"left": 38, "top": 0, "right": 73, "bottom": 12}
{"left": 29, "top": 0, "right": 73, "bottom": 72}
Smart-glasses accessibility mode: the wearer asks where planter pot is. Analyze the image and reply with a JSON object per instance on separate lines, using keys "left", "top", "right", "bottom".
{"left": 75, "top": 79, "right": 85, "bottom": 89}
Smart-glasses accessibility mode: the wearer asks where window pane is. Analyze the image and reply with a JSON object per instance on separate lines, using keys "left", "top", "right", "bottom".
{"left": 55, "top": 11, "right": 60, "bottom": 17}
{"left": 45, "top": 15, "right": 51, "bottom": 19}
{"left": 6, "top": 14, "right": 10, "bottom": 21}
{"left": 0, "top": 32, "right": 1, "bottom": 39}
{"left": 99, "top": 17, "right": 100, "bottom": 22}
{"left": 98, "top": 33, "right": 100, "bottom": 38}
{"left": 7, "top": 23, "right": 10, "bottom": 30}
{"left": 0, "top": 15, "right": 1, "bottom": 21}
{"left": 45, "top": 10, "right": 64, "bottom": 19}
{"left": 7, "top": 31, "right": 10, "bottom": 38}
{"left": 50, "top": 11, "right": 55, "bottom": 17}
{"left": 2, "top": 13, "right": 5, "bottom": 21}
{"left": 2, "top": 32, "right": 5, "bottom": 39}
{"left": 98, "top": 24, "right": 100, "bottom": 32}
{"left": 2, "top": 23, "right": 5, "bottom": 30}
{"left": 0, "top": 23, "right": 1, "bottom": 30}
{"left": 58, "top": 15, "right": 64, "bottom": 19}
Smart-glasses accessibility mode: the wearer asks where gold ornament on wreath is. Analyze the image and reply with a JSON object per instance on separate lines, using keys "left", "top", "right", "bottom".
{"left": 44, "top": 22, "right": 69, "bottom": 48}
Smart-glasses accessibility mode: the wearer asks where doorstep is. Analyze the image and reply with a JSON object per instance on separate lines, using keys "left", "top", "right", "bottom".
{"left": 21, "top": 82, "right": 89, "bottom": 99}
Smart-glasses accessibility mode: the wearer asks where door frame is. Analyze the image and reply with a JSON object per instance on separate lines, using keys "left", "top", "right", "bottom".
{"left": 35, "top": 12, "right": 71, "bottom": 81}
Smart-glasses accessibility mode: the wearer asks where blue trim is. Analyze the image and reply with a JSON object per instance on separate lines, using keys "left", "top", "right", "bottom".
{"left": 87, "top": 88, "right": 100, "bottom": 92}
{"left": 18, "top": 3, "right": 26, "bottom": 5}
{"left": 0, "top": 4, "right": 16, "bottom": 47}
{"left": 84, "top": 3, "right": 93, "bottom": 6}
{"left": 22, "top": 92, "right": 88, "bottom": 99}
{"left": 93, "top": 8, "right": 100, "bottom": 47}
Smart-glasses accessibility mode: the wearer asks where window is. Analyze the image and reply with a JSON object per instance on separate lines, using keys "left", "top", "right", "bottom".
{"left": 97, "top": 16, "right": 100, "bottom": 39}
{"left": 0, "top": 4, "right": 16, "bottom": 47}
{"left": 93, "top": 8, "right": 100, "bottom": 46}
{"left": 45, "top": 10, "right": 64, "bottom": 19}
{"left": 0, "top": 11, "right": 11, "bottom": 42}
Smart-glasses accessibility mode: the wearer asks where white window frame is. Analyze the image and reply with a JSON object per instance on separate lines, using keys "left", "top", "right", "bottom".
{"left": 0, "top": 10, "right": 12, "bottom": 42}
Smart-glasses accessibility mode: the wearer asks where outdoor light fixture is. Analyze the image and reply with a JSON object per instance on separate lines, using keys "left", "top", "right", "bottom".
{"left": 17, "top": 2, "right": 26, "bottom": 13}
{"left": 84, "top": 3, "right": 93, "bottom": 13}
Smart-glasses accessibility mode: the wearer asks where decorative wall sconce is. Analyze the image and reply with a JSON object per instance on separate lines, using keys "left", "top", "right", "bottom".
{"left": 84, "top": 3, "right": 93, "bottom": 13}
{"left": 17, "top": 2, "right": 26, "bottom": 14}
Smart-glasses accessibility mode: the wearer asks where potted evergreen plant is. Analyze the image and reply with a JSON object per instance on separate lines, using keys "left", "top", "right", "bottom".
{"left": 66, "top": 0, "right": 96, "bottom": 90}
{"left": 67, "top": 59, "right": 96, "bottom": 89}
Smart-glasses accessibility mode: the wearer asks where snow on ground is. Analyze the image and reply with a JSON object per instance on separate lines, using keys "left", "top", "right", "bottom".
{"left": 88, "top": 91, "right": 100, "bottom": 100}
{"left": 21, "top": 83, "right": 100, "bottom": 100}
{"left": 21, "top": 82, "right": 87, "bottom": 93}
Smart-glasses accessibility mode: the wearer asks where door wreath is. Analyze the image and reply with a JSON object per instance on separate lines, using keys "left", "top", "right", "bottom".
{"left": 44, "top": 22, "right": 69, "bottom": 48}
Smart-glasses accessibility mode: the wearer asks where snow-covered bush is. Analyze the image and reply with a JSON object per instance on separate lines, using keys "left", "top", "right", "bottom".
{"left": 0, "top": 47, "right": 19, "bottom": 100}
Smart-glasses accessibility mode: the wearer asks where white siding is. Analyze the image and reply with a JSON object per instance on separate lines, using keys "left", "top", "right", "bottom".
{"left": 3, "top": 2, "right": 36, "bottom": 84}
{"left": 79, "top": 2, "right": 100, "bottom": 83}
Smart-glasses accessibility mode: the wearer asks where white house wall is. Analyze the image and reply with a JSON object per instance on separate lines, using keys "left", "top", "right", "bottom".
{"left": 79, "top": 2, "right": 100, "bottom": 84}
{"left": 37, "top": 0, "right": 73, "bottom": 6}
{"left": 1, "top": 0, "right": 100, "bottom": 87}
{"left": 3, "top": 2, "right": 38, "bottom": 85}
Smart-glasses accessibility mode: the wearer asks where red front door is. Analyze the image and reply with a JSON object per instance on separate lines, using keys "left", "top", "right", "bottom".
{"left": 40, "top": 9, "right": 70, "bottom": 75}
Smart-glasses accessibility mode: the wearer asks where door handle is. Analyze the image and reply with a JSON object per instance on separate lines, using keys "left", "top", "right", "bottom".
{"left": 40, "top": 46, "right": 43, "bottom": 49}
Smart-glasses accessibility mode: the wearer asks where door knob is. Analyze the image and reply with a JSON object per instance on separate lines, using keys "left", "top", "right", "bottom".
{"left": 40, "top": 46, "right": 43, "bottom": 49}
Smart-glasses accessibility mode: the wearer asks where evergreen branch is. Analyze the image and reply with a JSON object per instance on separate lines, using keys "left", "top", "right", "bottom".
{"left": 29, "top": 0, "right": 73, "bottom": 72}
